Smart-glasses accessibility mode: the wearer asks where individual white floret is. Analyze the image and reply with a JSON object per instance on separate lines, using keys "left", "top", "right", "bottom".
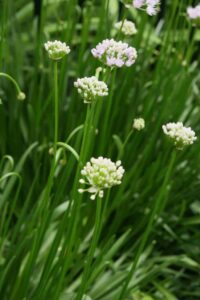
{"left": 74, "top": 76, "right": 108, "bottom": 103}
{"left": 44, "top": 40, "right": 70, "bottom": 60}
{"left": 91, "top": 39, "right": 137, "bottom": 68}
{"left": 79, "top": 157, "right": 125, "bottom": 200}
{"left": 115, "top": 20, "right": 137, "bottom": 36}
{"left": 162, "top": 122, "right": 197, "bottom": 150}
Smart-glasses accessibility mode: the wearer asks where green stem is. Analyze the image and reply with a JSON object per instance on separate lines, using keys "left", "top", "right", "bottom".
{"left": 54, "top": 62, "right": 59, "bottom": 156}
{"left": 0, "top": 72, "right": 22, "bottom": 94}
{"left": 118, "top": 150, "right": 177, "bottom": 300}
{"left": 118, "top": 130, "right": 133, "bottom": 159}
{"left": 106, "top": 0, "right": 110, "bottom": 37}
{"left": 52, "top": 104, "right": 94, "bottom": 300}
{"left": 98, "top": 69, "right": 116, "bottom": 154}
{"left": 76, "top": 197, "right": 102, "bottom": 300}
{"left": 116, "top": 7, "right": 127, "bottom": 40}
{"left": 123, "top": 131, "right": 133, "bottom": 148}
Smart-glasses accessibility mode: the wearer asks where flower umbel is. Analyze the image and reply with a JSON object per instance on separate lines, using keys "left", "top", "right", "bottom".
{"left": 162, "top": 122, "right": 197, "bottom": 150}
{"left": 44, "top": 40, "right": 70, "bottom": 60}
{"left": 91, "top": 39, "right": 137, "bottom": 68}
{"left": 133, "top": 118, "right": 145, "bottom": 130}
{"left": 79, "top": 157, "right": 125, "bottom": 200}
{"left": 115, "top": 20, "right": 137, "bottom": 36}
{"left": 133, "top": 0, "right": 145, "bottom": 8}
{"left": 132, "top": 0, "right": 160, "bottom": 15}
{"left": 187, "top": 4, "right": 200, "bottom": 21}
{"left": 74, "top": 76, "right": 108, "bottom": 103}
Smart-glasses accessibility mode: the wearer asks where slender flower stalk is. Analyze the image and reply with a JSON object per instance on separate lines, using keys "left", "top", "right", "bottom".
{"left": 115, "top": 7, "right": 128, "bottom": 40}
{"left": 53, "top": 103, "right": 96, "bottom": 299}
{"left": 76, "top": 197, "right": 102, "bottom": 300}
{"left": 118, "top": 118, "right": 145, "bottom": 159}
{"left": 0, "top": 72, "right": 25, "bottom": 100}
{"left": 123, "top": 130, "right": 133, "bottom": 148}
{"left": 54, "top": 62, "right": 59, "bottom": 156}
{"left": 44, "top": 40, "right": 70, "bottom": 155}
{"left": 118, "top": 150, "right": 177, "bottom": 300}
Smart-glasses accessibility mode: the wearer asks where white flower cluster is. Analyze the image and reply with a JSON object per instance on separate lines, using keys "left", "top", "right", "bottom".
{"left": 44, "top": 40, "right": 70, "bottom": 60}
{"left": 91, "top": 39, "right": 137, "bottom": 68}
{"left": 133, "top": 0, "right": 160, "bottom": 16}
{"left": 133, "top": 118, "right": 145, "bottom": 130}
{"left": 187, "top": 4, "right": 200, "bottom": 20}
{"left": 74, "top": 76, "right": 108, "bottom": 103}
{"left": 78, "top": 157, "right": 125, "bottom": 200}
{"left": 115, "top": 19, "right": 137, "bottom": 36}
{"left": 162, "top": 122, "right": 197, "bottom": 150}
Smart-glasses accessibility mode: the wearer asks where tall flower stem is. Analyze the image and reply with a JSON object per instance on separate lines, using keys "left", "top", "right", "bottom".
{"left": 52, "top": 104, "right": 95, "bottom": 300}
{"left": 76, "top": 197, "right": 102, "bottom": 300}
{"left": 116, "top": 7, "right": 127, "bottom": 40}
{"left": 118, "top": 150, "right": 177, "bottom": 300}
{"left": 54, "top": 62, "right": 59, "bottom": 157}
{"left": 98, "top": 69, "right": 116, "bottom": 154}
{"left": 40, "top": 62, "right": 59, "bottom": 210}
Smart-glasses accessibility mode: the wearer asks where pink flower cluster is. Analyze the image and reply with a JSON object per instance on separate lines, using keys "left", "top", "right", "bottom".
{"left": 187, "top": 4, "right": 200, "bottom": 20}
{"left": 91, "top": 39, "right": 137, "bottom": 68}
{"left": 133, "top": 0, "right": 160, "bottom": 16}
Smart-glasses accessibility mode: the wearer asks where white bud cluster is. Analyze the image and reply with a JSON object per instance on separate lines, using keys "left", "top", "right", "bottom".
{"left": 133, "top": 118, "right": 145, "bottom": 130}
{"left": 17, "top": 92, "right": 26, "bottom": 101}
{"left": 162, "top": 122, "right": 197, "bottom": 150}
{"left": 78, "top": 157, "right": 125, "bottom": 200}
{"left": 44, "top": 40, "right": 70, "bottom": 60}
{"left": 91, "top": 39, "right": 137, "bottom": 68}
{"left": 115, "top": 20, "right": 137, "bottom": 36}
{"left": 74, "top": 76, "right": 108, "bottom": 103}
